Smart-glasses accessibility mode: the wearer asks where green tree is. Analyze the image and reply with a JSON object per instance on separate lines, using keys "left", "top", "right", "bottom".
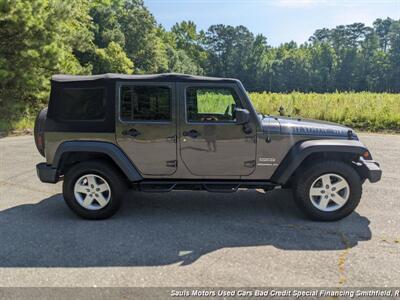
{"left": 171, "top": 21, "right": 207, "bottom": 72}
{"left": 387, "top": 20, "right": 400, "bottom": 92}
{"left": 373, "top": 18, "right": 394, "bottom": 52}
{"left": 1, "top": 0, "right": 400, "bottom": 130}
{"left": 0, "top": 0, "right": 91, "bottom": 124}
{"left": 89, "top": 0, "right": 167, "bottom": 73}
{"left": 118, "top": 0, "right": 167, "bottom": 72}
{"left": 268, "top": 42, "right": 311, "bottom": 92}
{"left": 92, "top": 42, "right": 133, "bottom": 74}
{"left": 309, "top": 43, "right": 337, "bottom": 92}
{"left": 245, "top": 34, "right": 269, "bottom": 91}
{"left": 204, "top": 24, "right": 257, "bottom": 88}
{"left": 157, "top": 26, "right": 203, "bottom": 74}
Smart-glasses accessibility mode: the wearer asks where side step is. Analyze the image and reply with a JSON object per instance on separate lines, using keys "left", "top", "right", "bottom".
{"left": 137, "top": 180, "right": 279, "bottom": 193}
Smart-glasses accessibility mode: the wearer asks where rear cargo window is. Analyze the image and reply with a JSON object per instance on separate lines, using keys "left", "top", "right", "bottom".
{"left": 120, "top": 85, "right": 171, "bottom": 122}
{"left": 57, "top": 88, "right": 105, "bottom": 121}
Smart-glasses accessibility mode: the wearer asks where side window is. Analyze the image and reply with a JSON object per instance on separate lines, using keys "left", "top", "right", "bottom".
{"left": 186, "top": 87, "right": 241, "bottom": 123}
{"left": 58, "top": 88, "right": 105, "bottom": 121}
{"left": 120, "top": 85, "right": 171, "bottom": 122}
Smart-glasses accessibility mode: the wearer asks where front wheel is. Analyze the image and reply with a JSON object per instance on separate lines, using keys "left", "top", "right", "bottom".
{"left": 63, "top": 161, "right": 127, "bottom": 220}
{"left": 293, "top": 160, "right": 362, "bottom": 221}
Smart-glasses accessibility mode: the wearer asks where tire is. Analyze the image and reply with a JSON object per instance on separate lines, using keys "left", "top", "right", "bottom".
{"left": 293, "top": 160, "right": 362, "bottom": 221}
{"left": 34, "top": 107, "right": 47, "bottom": 157}
{"left": 62, "top": 160, "right": 128, "bottom": 220}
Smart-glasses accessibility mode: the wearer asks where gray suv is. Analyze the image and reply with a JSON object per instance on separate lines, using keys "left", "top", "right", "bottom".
{"left": 34, "top": 73, "right": 382, "bottom": 221}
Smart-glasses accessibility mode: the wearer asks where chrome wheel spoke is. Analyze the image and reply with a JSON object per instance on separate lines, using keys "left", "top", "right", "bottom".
{"left": 95, "top": 193, "right": 108, "bottom": 207}
{"left": 310, "top": 187, "right": 324, "bottom": 196}
{"left": 86, "top": 175, "right": 96, "bottom": 187}
{"left": 321, "top": 174, "right": 332, "bottom": 188}
{"left": 332, "top": 180, "right": 348, "bottom": 192}
{"left": 75, "top": 184, "right": 88, "bottom": 194}
{"left": 82, "top": 195, "right": 94, "bottom": 207}
{"left": 319, "top": 197, "right": 330, "bottom": 210}
{"left": 332, "top": 193, "right": 347, "bottom": 205}
{"left": 97, "top": 183, "right": 109, "bottom": 192}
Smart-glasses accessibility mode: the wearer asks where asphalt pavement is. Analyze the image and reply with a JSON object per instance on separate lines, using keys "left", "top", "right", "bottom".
{"left": 0, "top": 133, "right": 398, "bottom": 287}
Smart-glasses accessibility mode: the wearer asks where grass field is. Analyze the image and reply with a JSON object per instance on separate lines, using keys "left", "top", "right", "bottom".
{"left": 1, "top": 92, "right": 399, "bottom": 134}
{"left": 197, "top": 91, "right": 400, "bottom": 132}
{"left": 0, "top": 118, "right": 35, "bottom": 133}
{"left": 249, "top": 92, "right": 400, "bottom": 132}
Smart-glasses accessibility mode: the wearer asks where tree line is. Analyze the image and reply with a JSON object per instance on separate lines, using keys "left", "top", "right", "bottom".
{"left": 0, "top": 0, "right": 399, "bottom": 122}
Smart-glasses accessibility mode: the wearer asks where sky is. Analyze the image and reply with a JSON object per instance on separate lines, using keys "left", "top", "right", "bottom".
{"left": 144, "top": 0, "right": 400, "bottom": 46}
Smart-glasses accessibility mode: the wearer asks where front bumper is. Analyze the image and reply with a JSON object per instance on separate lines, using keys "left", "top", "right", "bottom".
{"left": 36, "top": 163, "right": 59, "bottom": 183}
{"left": 359, "top": 158, "right": 382, "bottom": 183}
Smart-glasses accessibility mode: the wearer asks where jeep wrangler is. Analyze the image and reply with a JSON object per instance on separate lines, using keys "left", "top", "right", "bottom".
{"left": 34, "top": 73, "right": 382, "bottom": 221}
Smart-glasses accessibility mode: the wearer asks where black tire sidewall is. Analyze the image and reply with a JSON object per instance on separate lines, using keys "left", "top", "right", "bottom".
{"left": 63, "top": 161, "right": 126, "bottom": 220}
{"left": 294, "top": 161, "right": 362, "bottom": 221}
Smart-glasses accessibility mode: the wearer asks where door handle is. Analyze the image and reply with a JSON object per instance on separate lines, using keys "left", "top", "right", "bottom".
{"left": 183, "top": 129, "right": 200, "bottom": 138}
{"left": 122, "top": 128, "right": 141, "bottom": 137}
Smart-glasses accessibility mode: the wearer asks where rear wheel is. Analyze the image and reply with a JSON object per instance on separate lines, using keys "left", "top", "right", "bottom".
{"left": 293, "top": 160, "right": 362, "bottom": 221}
{"left": 63, "top": 161, "right": 127, "bottom": 220}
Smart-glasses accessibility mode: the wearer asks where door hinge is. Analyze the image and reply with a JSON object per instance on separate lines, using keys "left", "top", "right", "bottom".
{"left": 244, "top": 160, "right": 256, "bottom": 168}
{"left": 166, "top": 160, "right": 177, "bottom": 168}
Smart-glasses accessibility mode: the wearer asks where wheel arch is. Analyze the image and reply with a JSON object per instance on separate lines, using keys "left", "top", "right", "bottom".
{"left": 53, "top": 141, "right": 143, "bottom": 182}
{"left": 271, "top": 139, "right": 369, "bottom": 185}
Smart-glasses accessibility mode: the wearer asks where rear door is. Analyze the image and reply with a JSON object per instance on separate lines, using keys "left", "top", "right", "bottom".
{"left": 116, "top": 82, "right": 177, "bottom": 176}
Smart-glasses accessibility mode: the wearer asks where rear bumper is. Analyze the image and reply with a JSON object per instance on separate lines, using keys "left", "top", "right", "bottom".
{"left": 359, "top": 158, "right": 382, "bottom": 183}
{"left": 36, "top": 163, "right": 59, "bottom": 183}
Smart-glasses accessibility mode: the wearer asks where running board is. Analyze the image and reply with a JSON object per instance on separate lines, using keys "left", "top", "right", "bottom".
{"left": 137, "top": 180, "right": 279, "bottom": 193}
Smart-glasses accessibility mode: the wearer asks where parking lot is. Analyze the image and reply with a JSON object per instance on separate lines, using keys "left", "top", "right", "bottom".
{"left": 0, "top": 133, "right": 398, "bottom": 287}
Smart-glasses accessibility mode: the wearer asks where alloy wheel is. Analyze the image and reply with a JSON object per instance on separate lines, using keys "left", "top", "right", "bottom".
{"left": 73, "top": 174, "right": 111, "bottom": 210}
{"left": 309, "top": 173, "right": 350, "bottom": 212}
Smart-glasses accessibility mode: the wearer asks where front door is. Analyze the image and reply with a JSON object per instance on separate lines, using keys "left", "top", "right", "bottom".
{"left": 179, "top": 83, "right": 257, "bottom": 176}
{"left": 116, "top": 82, "right": 177, "bottom": 176}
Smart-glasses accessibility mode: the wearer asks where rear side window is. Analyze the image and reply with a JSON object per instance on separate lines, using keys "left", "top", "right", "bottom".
{"left": 58, "top": 88, "right": 105, "bottom": 121}
{"left": 120, "top": 85, "right": 171, "bottom": 122}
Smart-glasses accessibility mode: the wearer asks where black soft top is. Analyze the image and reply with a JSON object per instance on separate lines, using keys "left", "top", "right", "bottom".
{"left": 51, "top": 73, "right": 239, "bottom": 83}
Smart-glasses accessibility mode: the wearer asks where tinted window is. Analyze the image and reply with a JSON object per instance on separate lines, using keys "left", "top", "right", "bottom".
{"left": 120, "top": 86, "right": 171, "bottom": 122}
{"left": 186, "top": 87, "right": 241, "bottom": 123}
{"left": 58, "top": 88, "right": 105, "bottom": 121}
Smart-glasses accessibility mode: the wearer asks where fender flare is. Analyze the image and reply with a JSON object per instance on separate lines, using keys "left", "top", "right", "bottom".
{"left": 52, "top": 141, "right": 143, "bottom": 182}
{"left": 271, "top": 139, "right": 368, "bottom": 184}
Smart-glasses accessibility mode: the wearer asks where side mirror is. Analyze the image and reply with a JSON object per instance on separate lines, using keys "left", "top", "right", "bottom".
{"left": 234, "top": 108, "right": 250, "bottom": 125}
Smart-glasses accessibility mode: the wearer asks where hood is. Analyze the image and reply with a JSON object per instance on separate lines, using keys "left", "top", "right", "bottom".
{"left": 262, "top": 116, "right": 356, "bottom": 139}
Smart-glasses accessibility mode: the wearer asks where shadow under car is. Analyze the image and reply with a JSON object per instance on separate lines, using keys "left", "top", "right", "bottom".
{"left": 0, "top": 189, "right": 371, "bottom": 267}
